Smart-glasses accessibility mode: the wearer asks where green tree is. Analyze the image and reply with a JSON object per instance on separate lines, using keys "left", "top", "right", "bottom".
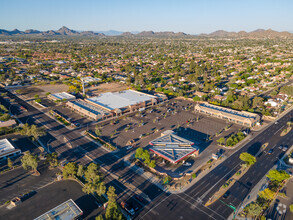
{"left": 77, "top": 164, "right": 84, "bottom": 177}
{"left": 7, "top": 157, "right": 13, "bottom": 168}
{"left": 0, "top": 104, "right": 8, "bottom": 112}
{"left": 95, "top": 125, "right": 101, "bottom": 136}
{"left": 84, "top": 163, "right": 101, "bottom": 183}
{"left": 20, "top": 123, "right": 45, "bottom": 140}
{"left": 258, "top": 188, "right": 275, "bottom": 201}
{"left": 15, "top": 89, "right": 22, "bottom": 94}
{"left": 21, "top": 152, "right": 38, "bottom": 172}
{"left": 29, "top": 124, "right": 46, "bottom": 140}
{"left": 62, "top": 162, "right": 77, "bottom": 178}
{"left": 105, "top": 186, "right": 123, "bottom": 220}
{"left": 95, "top": 215, "right": 104, "bottom": 220}
{"left": 252, "top": 97, "right": 263, "bottom": 108}
{"left": 266, "top": 169, "right": 290, "bottom": 184}
{"left": 149, "top": 160, "right": 156, "bottom": 168}
{"left": 135, "top": 148, "right": 144, "bottom": 159}
{"left": 217, "top": 137, "right": 225, "bottom": 146}
{"left": 46, "top": 152, "right": 58, "bottom": 168}
{"left": 0, "top": 113, "right": 10, "bottom": 121}
{"left": 83, "top": 163, "right": 106, "bottom": 196}
{"left": 163, "top": 175, "right": 172, "bottom": 185}
{"left": 239, "top": 152, "right": 256, "bottom": 166}
{"left": 226, "top": 137, "right": 234, "bottom": 146}
{"left": 290, "top": 204, "right": 293, "bottom": 213}
{"left": 244, "top": 202, "right": 263, "bottom": 217}
{"left": 141, "top": 150, "right": 151, "bottom": 164}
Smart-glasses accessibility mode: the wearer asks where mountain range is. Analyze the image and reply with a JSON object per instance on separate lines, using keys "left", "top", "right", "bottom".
{"left": 199, "top": 29, "right": 293, "bottom": 38}
{"left": 0, "top": 26, "right": 292, "bottom": 38}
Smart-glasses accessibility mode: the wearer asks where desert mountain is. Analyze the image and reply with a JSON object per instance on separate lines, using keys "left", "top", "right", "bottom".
{"left": 200, "top": 29, "right": 293, "bottom": 38}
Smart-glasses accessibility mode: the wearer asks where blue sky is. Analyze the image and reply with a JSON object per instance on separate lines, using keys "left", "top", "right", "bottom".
{"left": 0, "top": 0, "right": 292, "bottom": 34}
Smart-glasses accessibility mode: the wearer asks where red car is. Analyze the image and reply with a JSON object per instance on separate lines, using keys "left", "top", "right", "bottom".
{"left": 136, "top": 195, "right": 144, "bottom": 202}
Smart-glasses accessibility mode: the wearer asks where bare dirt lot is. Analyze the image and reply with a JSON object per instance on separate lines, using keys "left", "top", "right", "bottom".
{"left": 87, "top": 82, "right": 127, "bottom": 96}
{"left": 13, "top": 83, "right": 69, "bottom": 98}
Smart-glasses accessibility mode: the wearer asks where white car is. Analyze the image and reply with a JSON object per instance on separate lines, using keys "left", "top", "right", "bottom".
{"left": 183, "top": 162, "right": 191, "bottom": 166}
{"left": 126, "top": 146, "right": 133, "bottom": 150}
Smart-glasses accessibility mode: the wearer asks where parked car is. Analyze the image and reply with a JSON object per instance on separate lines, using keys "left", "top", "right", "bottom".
{"left": 73, "top": 122, "right": 80, "bottom": 127}
{"left": 183, "top": 162, "right": 191, "bottom": 166}
{"left": 135, "top": 195, "right": 144, "bottom": 202}
{"left": 267, "top": 149, "right": 274, "bottom": 155}
{"left": 126, "top": 145, "right": 132, "bottom": 150}
{"left": 121, "top": 201, "right": 135, "bottom": 216}
{"left": 223, "top": 191, "right": 230, "bottom": 199}
{"left": 282, "top": 146, "right": 288, "bottom": 152}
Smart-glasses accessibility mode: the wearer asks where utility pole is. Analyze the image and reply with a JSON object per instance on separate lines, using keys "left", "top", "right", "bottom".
{"left": 80, "top": 78, "right": 85, "bottom": 96}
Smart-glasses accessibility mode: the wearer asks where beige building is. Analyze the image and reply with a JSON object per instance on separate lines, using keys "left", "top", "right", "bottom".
{"left": 66, "top": 99, "right": 110, "bottom": 121}
{"left": 66, "top": 90, "right": 166, "bottom": 121}
{"left": 194, "top": 102, "right": 260, "bottom": 127}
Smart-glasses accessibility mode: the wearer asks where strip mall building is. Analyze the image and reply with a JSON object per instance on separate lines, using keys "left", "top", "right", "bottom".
{"left": 194, "top": 102, "right": 260, "bottom": 127}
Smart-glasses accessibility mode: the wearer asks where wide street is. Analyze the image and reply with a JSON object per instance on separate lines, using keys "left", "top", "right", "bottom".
{"left": 138, "top": 109, "right": 293, "bottom": 220}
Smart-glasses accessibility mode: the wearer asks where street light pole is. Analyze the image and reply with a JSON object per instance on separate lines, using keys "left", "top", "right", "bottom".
{"left": 9, "top": 104, "right": 13, "bottom": 115}
{"left": 26, "top": 117, "right": 31, "bottom": 124}
{"left": 47, "top": 139, "right": 52, "bottom": 153}
{"left": 219, "top": 200, "right": 237, "bottom": 219}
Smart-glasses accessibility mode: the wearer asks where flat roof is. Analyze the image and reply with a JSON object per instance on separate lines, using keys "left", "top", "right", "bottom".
{"left": 150, "top": 131, "right": 197, "bottom": 163}
{"left": 196, "top": 103, "right": 259, "bottom": 121}
{"left": 69, "top": 99, "right": 110, "bottom": 116}
{"left": 51, "top": 92, "right": 76, "bottom": 101}
{"left": 87, "top": 90, "right": 156, "bottom": 111}
{"left": 34, "top": 199, "right": 82, "bottom": 220}
{"left": 0, "top": 138, "right": 16, "bottom": 156}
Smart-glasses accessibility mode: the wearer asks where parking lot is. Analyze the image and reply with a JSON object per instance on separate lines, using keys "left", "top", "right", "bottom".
{"left": 0, "top": 161, "right": 58, "bottom": 206}
{"left": 53, "top": 103, "right": 92, "bottom": 126}
{"left": 84, "top": 98, "right": 242, "bottom": 175}
{"left": 0, "top": 179, "right": 99, "bottom": 220}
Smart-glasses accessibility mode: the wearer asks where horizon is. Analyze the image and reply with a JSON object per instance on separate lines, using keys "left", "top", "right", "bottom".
{"left": 1, "top": 26, "right": 293, "bottom": 35}
{"left": 1, "top": 0, "right": 293, "bottom": 35}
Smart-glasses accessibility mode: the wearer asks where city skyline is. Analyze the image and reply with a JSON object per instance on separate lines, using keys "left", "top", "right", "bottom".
{"left": 1, "top": 0, "right": 293, "bottom": 34}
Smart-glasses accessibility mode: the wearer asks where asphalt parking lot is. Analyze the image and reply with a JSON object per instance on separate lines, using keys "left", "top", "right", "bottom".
{"left": 54, "top": 103, "right": 92, "bottom": 125}
{"left": 0, "top": 179, "right": 99, "bottom": 220}
{"left": 0, "top": 161, "right": 58, "bottom": 206}
{"left": 85, "top": 98, "right": 242, "bottom": 174}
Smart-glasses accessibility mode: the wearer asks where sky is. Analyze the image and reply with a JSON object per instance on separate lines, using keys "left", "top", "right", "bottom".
{"left": 0, "top": 0, "right": 293, "bottom": 34}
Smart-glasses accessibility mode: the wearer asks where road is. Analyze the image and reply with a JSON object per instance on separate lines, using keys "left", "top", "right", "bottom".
{"left": 0, "top": 88, "right": 165, "bottom": 210}
{"left": 138, "top": 109, "right": 293, "bottom": 220}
